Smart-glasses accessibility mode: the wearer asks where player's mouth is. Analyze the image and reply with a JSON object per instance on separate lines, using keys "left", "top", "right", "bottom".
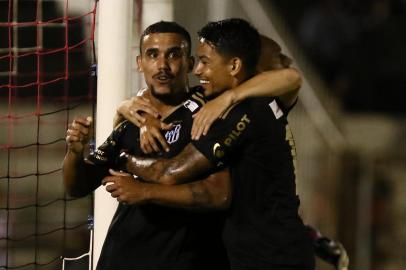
{"left": 200, "top": 79, "right": 209, "bottom": 85}
{"left": 154, "top": 72, "right": 174, "bottom": 83}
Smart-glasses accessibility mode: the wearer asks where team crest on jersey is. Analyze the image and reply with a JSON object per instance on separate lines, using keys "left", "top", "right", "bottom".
{"left": 269, "top": 100, "right": 284, "bottom": 119}
{"left": 183, "top": 99, "right": 199, "bottom": 112}
{"left": 165, "top": 124, "right": 182, "bottom": 144}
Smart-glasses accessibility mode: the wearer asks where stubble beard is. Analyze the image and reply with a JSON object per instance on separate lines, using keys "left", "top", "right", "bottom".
{"left": 150, "top": 85, "right": 188, "bottom": 106}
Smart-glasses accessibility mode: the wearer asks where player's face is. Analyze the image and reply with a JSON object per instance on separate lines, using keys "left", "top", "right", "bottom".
{"left": 257, "top": 50, "right": 283, "bottom": 72}
{"left": 193, "top": 40, "right": 234, "bottom": 98}
{"left": 258, "top": 51, "right": 292, "bottom": 72}
{"left": 138, "top": 33, "right": 192, "bottom": 98}
{"left": 257, "top": 36, "right": 292, "bottom": 72}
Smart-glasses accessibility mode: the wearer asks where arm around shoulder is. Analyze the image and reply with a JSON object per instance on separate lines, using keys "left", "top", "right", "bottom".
{"left": 231, "top": 68, "right": 302, "bottom": 105}
{"left": 273, "top": 67, "right": 301, "bottom": 108}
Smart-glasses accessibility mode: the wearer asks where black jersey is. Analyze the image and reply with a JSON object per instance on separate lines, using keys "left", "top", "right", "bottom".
{"left": 192, "top": 97, "right": 314, "bottom": 269}
{"left": 89, "top": 87, "right": 228, "bottom": 270}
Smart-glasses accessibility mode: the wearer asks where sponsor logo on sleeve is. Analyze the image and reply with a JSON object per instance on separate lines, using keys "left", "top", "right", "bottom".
{"left": 212, "top": 143, "right": 225, "bottom": 167}
{"left": 211, "top": 114, "right": 250, "bottom": 167}
{"left": 224, "top": 114, "right": 250, "bottom": 147}
{"left": 213, "top": 143, "right": 225, "bottom": 159}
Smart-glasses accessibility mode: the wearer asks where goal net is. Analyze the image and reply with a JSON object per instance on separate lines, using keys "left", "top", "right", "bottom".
{"left": 0, "top": 0, "right": 97, "bottom": 269}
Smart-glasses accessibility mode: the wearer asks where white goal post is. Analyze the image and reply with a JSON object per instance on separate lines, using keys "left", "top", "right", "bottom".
{"left": 93, "top": 0, "right": 173, "bottom": 268}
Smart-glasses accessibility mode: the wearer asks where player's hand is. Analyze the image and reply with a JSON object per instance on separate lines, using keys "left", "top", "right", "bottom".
{"left": 114, "top": 96, "right": 160, "bottom": 128}
{"left": 140, "top": 114, "right": 172, "bottom": 154}
{"left": 102, "top": 169, "right": 148, "bottom": 205}
{"left": 191, "top": 90, "right": 233, "bottom": 140}
{"left": 66, "top": 116, "right": 92, "bottom": 154}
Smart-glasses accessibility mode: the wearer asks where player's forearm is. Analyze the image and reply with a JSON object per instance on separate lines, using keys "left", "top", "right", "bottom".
{"left": 144, "top": 171, "right": 231, "bottom": 210}
{"left": 62, "top": 151, "right": 105, "bottom": 197}
{"left": 230, "top": 68, "right": 301, "bottom": 104}
{"left": 124, "top": 155, "right": 203, "bottom": 185}
{"left": 63, "top": 151, "right": 89, "bottom": 196}
{"left": 122, "top": 144, "right": 213, "bottom": 185}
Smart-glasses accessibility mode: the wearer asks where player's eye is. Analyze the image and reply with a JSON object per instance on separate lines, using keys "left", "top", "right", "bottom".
{"left": 146, "top": 51, "right": 158, "bottom": 58}
{"left": 168, "top": 50, "right": 182, "bottom": 59}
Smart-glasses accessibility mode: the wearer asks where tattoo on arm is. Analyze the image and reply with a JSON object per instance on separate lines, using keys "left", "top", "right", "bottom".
{"left": 189, "top": 181, "right": 213, "bottom": 207}
{"left": 184, "top": 169, "right": 231, "bottom": 209}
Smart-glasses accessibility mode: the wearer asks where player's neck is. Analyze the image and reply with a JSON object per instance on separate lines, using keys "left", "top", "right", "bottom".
{"left": 146, "top": 89, "right": 186, "bottom": 119}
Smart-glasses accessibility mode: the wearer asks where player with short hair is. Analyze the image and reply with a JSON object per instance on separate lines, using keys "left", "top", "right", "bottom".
{"left": 64, "top": 21, "right": 230, "bottom": 270}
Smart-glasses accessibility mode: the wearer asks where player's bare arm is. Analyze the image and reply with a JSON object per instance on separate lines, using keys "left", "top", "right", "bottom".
{"left": 258, "top": 34, "right": 301, "bottom": 108}
{"left": 63, "top": 116, "right": 108, "bottom": 197}
{"left": 102, "top": 168, "right": 231, "bottom": 209}
{"left": 139, "top": 113, "right": 172, "bottom": 154}
{"left": 113, "top": 89, "right": 160, "bottom": 128}
{"left": 113, "top": 90, "right": 173, "bottom": 153}
{"left": 121, "top": 143, "right": 213, "bottom": 185}
{"left": 230, "top": 68, "right": 301, "bottom": 103}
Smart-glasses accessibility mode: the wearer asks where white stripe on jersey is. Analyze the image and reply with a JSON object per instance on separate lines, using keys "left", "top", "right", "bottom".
{"left": 269, "top": 100, "right": 284, "bottom": 119}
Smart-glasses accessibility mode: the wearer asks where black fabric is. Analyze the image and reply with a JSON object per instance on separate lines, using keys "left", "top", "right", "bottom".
{"left": 192, "top": 97, "right": 314, "bottom": 269}
{"left": 94, "top": 87, "right": 229, "bottom": 270}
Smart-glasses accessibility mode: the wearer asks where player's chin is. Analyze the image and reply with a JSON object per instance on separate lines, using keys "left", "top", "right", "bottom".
{"left": 151, "top": 85, "right": 172, "bottom": 96}
{"left": 200, "top": 85, "right": 212, "bottom": 97}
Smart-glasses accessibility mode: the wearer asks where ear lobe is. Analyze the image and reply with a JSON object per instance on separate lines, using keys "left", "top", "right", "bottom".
{"left": 229, "top": 58, "right": 242, "bottom": 76}
{"left": 136, "top": 55, "right": 143, "bottom": 72}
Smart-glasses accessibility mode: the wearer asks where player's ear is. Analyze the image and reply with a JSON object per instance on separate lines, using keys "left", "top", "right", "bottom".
{"left": 229, "top": 57, "right": 242, "bottom": 76}
{"left": 136, "top": 55, "right": 143, "bottom": 72}
{"left": 187, "top": 56, "right": 195, "bottom": 73}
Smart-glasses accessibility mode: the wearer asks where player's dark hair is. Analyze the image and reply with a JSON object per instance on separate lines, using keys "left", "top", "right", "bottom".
{"left": 140, "top": 21, "right": 192, "bottom": 55}
{"left": 198, "top": 18, "right": 261, "bottom": 77}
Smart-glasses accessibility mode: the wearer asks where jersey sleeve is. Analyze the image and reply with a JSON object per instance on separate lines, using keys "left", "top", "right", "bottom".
{"left": 275, "top": 96, "right": 297, "bottom": 115}
{"left": 182, "top": 86, "right": 206, "bottom": 114}
{"left": 86, "top": 121, "right": 130, "bottom": 168}
{"left": 191, "top": 102, "right": 252, "bottom": 168}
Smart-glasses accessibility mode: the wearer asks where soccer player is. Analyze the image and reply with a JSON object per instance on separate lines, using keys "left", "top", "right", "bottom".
{"left": 63, "top": 20, "right": 302, "bottom": 270}
{"left": 117, "top": 19, "right": 315, "bottom": 269}
{"left": 64, "top": 21, "right": 228, "bottom": 270}
{"left": 189, "top": 34, "right": 298, "bottom": 140}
